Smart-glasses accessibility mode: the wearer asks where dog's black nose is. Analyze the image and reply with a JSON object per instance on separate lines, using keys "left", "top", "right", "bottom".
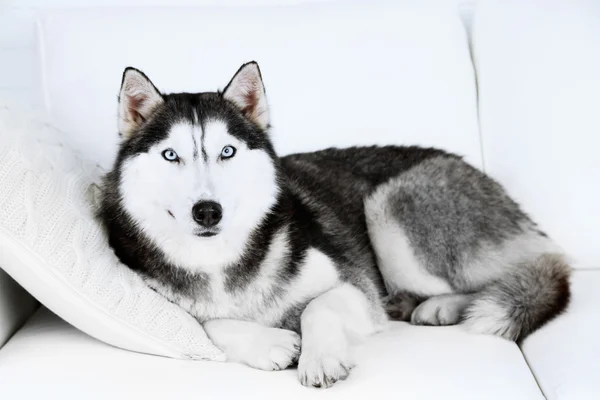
{"left": 192, "top": 201, "right": 223, "bottom": 228}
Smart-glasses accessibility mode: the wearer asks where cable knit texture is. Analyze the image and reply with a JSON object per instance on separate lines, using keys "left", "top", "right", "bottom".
{"left": 0, "top": 102, "right": 224, "bottom": 361}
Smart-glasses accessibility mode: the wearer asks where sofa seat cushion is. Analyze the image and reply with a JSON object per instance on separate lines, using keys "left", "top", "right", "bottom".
{"left": 0, "top": 307, "right": 543, "bottom": 399}
{"left": 521, "top": 270, "right": 600, "bottom": 400}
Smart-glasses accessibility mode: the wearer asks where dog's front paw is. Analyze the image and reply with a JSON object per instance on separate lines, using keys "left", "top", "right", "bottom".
{"left": 297, "top": 350, "right": 355, "bottom": 388}
{"left": 244, "top": 328, "right": 301, "bottom": 371}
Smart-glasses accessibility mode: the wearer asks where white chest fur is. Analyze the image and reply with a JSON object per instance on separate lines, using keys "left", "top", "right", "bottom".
{"left": 145, "top": 231, "right": 340, "bottom": 327}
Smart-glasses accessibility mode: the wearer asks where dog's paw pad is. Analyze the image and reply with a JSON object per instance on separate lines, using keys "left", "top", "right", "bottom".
{"left": 298, "top": 352, "right": 354, "bottom": 388}
{"left": 384, "top": 292, "right": 423, "bottom": 321}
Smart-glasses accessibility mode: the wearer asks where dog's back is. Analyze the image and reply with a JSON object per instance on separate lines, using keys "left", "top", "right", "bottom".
{"left": 283, "top": 146, "right": 570, "bottom": 341}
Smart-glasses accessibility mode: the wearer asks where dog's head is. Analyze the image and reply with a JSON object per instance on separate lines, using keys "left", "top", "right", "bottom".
{"left": 105, "top": 62, "right": 280, "bottom": 272}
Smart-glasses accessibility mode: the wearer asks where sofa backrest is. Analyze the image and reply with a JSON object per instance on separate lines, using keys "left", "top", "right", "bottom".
{"left": 36, "top": 1, "right": 481, "bottom": 169}
{"left": 473, "top": 0, "right": 600, "bottom": 269}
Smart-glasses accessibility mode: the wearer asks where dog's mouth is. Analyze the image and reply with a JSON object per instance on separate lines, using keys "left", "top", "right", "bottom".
{"left": 195, "top": 230, "right": 219, "bottom": 238}
{"left": 199, "top": 232, "right": 217, "bottom": 237}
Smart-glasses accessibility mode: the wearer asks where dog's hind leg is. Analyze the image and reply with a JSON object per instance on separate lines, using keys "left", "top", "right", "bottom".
{"left": 365, "top": 157, "right": 571, "bottom": 341}
{"left": 364, "top": 181, "right": 454, "bottom": 299}
{"left": 384, "top": 291, "right": 472, "bottom": 326}
{"left": 410, "top": 293, "right": 474, "bottom": 326}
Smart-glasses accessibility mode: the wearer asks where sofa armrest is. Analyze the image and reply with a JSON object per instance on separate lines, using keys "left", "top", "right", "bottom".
{"left": 520, "top": 270, "right": 600, "bottom": 400}
{"left": 0, "top": 268, "right": 38, "bottom": 349}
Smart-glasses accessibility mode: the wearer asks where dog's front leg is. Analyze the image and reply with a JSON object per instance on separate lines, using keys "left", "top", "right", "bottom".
{"left": 203, "top": 319, "right": 301, "bottom": 371}
{"left": 298, "top": 283, "right": 382, "bottom": 388}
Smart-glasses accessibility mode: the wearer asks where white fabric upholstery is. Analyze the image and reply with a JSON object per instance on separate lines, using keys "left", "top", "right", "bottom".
{"left": 37, "top": 0, "right": 482, "bottom": 170}
{"left": 0, "top": 307, "right": 543, "bottom": 400}
{"left": 473, "top": 0, "right": 600, "bottom": 270}
{"left": 0, "top": 269, "right": 37, "bottom": 349}
{"left": 521, "top": 270, "right": 600, "bottom": 400}
{"left": 0, "top": 104, "right": 223, "bottom": 361}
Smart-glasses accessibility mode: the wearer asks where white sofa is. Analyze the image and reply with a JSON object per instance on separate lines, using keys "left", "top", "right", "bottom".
{"left": 1, "top": 1, "right": 599, "bottom": 399}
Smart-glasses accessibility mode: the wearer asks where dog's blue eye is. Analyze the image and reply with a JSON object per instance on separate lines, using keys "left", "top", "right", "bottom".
{"left": 162, "top": 149, "right": 179, "bottom": 162}
{"left": 221, "top": 145, "right": 236, "bottom": 159}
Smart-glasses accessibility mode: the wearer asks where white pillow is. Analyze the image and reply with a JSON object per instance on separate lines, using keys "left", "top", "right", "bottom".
{"left": 0, "top": 102, "right": 224, "bottom": 361}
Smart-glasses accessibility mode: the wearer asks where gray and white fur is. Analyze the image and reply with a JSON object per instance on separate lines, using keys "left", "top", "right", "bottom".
{"left": 99, "top": 62, "right": 570, "bottom": 388}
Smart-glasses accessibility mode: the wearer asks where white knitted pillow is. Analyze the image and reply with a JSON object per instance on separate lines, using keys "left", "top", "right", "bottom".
{"left": 0, "top": 102, "right": 224, "bottom": 361}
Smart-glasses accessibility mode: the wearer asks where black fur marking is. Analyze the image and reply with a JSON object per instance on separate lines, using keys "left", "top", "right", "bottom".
{"left": 200, "top": 118, "right": 208, "bottom": 163}
{"left": 222, "top": 193, "right": 289, "bottom": 293}
{"left": 222, "top": 191, "right": 316, "bottom": 295}
{"left": 191, "top": 133, "right": 199, "bottom": 161}
{"left": 201, "top": 145, "right": 208, "bottom": 163}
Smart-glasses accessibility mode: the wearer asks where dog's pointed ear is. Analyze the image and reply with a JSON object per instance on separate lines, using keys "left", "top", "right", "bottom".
{"left": 118, "top": 67, "right": 164, "bottom": 138}
{"left": 223, "top": 62, "right": 269, "bottom": 130}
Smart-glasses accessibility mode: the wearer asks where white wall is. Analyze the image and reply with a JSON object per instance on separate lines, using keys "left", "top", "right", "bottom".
{"left": 0, "top": 0, "right": 475, "bottom": 112}
{"left": 0, "top": 5, "right": 41, "bottom": 110}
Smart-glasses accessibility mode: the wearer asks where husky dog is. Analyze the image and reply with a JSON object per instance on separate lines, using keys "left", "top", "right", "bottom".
{"left": 99, "top": 62, "right": 570, "bottom": 388}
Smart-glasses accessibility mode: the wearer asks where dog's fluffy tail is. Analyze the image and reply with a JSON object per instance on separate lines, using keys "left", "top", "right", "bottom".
{"left": 462, "top": 253, "right": 571, "bottom": 342}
